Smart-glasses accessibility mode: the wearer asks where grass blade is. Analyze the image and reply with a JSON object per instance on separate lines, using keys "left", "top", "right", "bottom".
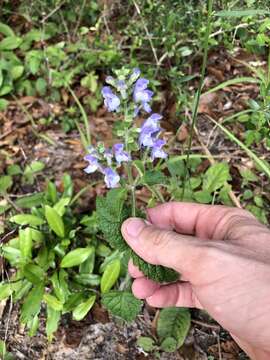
{"left": 208, "top": 117, "right": 270, "bottom": 179}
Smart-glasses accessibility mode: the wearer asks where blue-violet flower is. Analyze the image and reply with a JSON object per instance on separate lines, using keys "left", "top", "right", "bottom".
{"left": 102, "top": 86, "right": 120, "bottom": 112}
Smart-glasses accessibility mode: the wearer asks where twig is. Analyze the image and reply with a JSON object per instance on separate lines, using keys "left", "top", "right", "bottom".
{"left": 41, "top": 0, "right": 66, "bottom": 23}
{"left": 192, "top": 319, "right": 220, "bottom": 330}
{"left": 73, "top": 0, "right": 87, "bottom": 37}
{"left": 131, "top": 0, "right": 159, "bottom": 66}
{"left": 4, "top": 195, "right": 23, "bottom": 213}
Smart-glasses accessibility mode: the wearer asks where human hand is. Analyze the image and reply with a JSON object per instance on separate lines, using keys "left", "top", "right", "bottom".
{"left": 121, "top": 202, "right": 270, "bottom": 359}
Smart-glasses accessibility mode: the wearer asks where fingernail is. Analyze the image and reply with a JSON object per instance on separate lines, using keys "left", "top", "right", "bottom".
{"left": 124, "top": 218, "right": 146, "bottom": 237}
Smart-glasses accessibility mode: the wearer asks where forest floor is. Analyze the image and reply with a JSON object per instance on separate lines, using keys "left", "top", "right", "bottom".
{"left": 1, "top": 45, "right": 264, "bottom": 359}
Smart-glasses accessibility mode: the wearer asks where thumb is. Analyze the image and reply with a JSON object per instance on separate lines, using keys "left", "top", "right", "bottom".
{"left": 121, "top": 217, "right": 203, "bottom": 276}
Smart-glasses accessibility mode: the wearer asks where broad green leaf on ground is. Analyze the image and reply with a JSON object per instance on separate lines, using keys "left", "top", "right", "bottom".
{"left": 0, "top": 22, "right": 15, "bottom": 37}
{"left": 101, "top": 259, "right": 121, "bottom": 294}
{"left": 0, "top": 36, "right": 22, "bottom": 50}
{"left": 157, "top": 307, "right": 191, "bottom": 348}
{"left": 28, "top": 314, "right": 39, "bottom": 337}
{"left": 160, "top": 337, "right": 178, "bottom": 352}
{"left": 46, "top": 307, "right": 61, "bottom": 340}
{"left": 15, "top": 193, "right": 44, "bottom": 208}
{"left": 19, "top": 228, "right": 32, "bottom": 260}
{"left": 137, "top": 337, "right": 156, "bottom": 352}
{"left": 0, "top": 176, "right": 12, "bottom": 194}
{"left": 60, "top": 247, "right": 94, "bottom": 268}
{"left": 10, "top": 214, "right": 45, "bottom": 226}
{"left": 43, "top": 294, "right": 63, "bottom": 311}
{"left": 102, "top": 290, "right": 142, "bottom": 322}
{"left": 72, "top": 295, "right": 96, "bottom": 321}
{"left": 23, "top": 264, "right": 45, "bottom": 285}
{"left": 203, "top": 163, "right": 231, "bottom": 193}
{"left": 45, "top": 205, "right": 65, "bottom": 237}
{"left": 0, "top": 99, "right": 9, "bottom": 111}
{"left": 20, "top": 283, "right": 44, "bottom": 324}
{"left": 53, "top": 198, "right": 71, "bottom": 216}
{"left": 141, "top": 170, "right": 167, "bottom": 186}
{"left": 130, "top": 251, "right": 179, "bottom": 283}
{"left": 96, "top": 188, "right": 129, "bottom": 251}
{"left": 0, "top": 283, "right": 13, "bottom": 300}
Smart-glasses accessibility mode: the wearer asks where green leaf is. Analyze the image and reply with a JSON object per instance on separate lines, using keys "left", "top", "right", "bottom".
{"left": 137, "top": 337, "right": 156, "bottom": 352}
{"left": 72, "top": 295, "right": 96, "bottom": 321}
{"left": 46, "top": 307, "right": 61, "bottom": 340}
{"left": 74, "top": 274, "right": 101, "bottom": 286}
{"left": 35, "top": 77, "right": 47, "bottom": 96}
{"left": 23, "top": 264, "right": 45, "bottom": 285}
{"left": 15, "top": 193, "right": 44, "bottom": 208}
{"left": 97, "top": 189, "right": 178, "bottom": 283}
{"left": 0, "top": 23, "right": 15, "bottom": 37}
{"left": 10, "top": 65, "right": 24, "bottom": 80}
{"left": 160, "top": 337, "right": 178, "bottom": 353}
{"left": 102, "top": 291, "right": 142, "bottom": 322}
{"left": 63, "top": 292, "right": 85, "bottom": 313}
{"left": 96, "top": 188, "right": 129, "bottom": 251}
{"left": 203, "top": 163, "right": 230, "bottom": 193}
{"left": 53, "top": 197, "right": 70, "bottom": 216}
{"left": 194, "top": 190, "right": 212, "bottom": 204}
{"left": 24, "top": 161, "right": 45, "bottom": 176}
{"left": 216, "top": 9, "right": 269, "bottom": 17}
{"left": 13, "top": 280, "right": 32, "bottom": 301}
{"left": 79, "top": 250, "right": 95, "bottom": 274}
{"left": 0, "top": 99, "right": 9, "bottom": 111}
{"left": 46, "top": 181, "right": 58, "bottom": 203}
{"left": 239, "top": 168, "right": 259, "bottom": 182}
{"left": 19, "top": 228, "right": 32, "bottom": 260}
{"left": 60, "top": 247, "right": 94, "bottom": 268}
{"left": 141, "top": 170, "right": 167, "bottom": 186}
{"left": 45, "top": 205, "right": 65, "bottom": 237}
{"left": 28, "top": 314, "right": 39, "bottom": 337}
{"left": 43, "top": 294, "right": 63, "bottom": 311}
{"left": 10, "top": 214, "right": 45, "bottom": 226}
{"left": 130, "top": 251, "right": 179, "bottom": 283}
{"left": 0, "top": 36, "right": 22, "bottom": 50}
{"left": 7, "top": 164, "right": 22, "bottom": 176}
{"left": 101, "top": 259, "right": 121, "bottom": 294}
{"left": 157, "top": 307, "right": 191, "bottom": 348}
{"left": 20, "top": 283, "right": 44, "bottom": 324}
{"left": 0, "top": 175, "right": 12, "bottom": 194}
{"left": 0, "top": 283, "right": 13, "bottom": 300}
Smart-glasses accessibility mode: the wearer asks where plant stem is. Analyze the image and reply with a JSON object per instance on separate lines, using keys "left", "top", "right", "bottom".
{"left": 181, "top": 0, "right": 213, "bottom": 199}
{"left": 126, "top": 163, "right": 136, "bottom": 217}
{"left": 69, "top": 86, "right": 91, "bottom": 146}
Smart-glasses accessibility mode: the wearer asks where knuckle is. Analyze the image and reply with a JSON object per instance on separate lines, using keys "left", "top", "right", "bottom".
{"left": 151, "top": 229, "right": 172, "bottom": 247}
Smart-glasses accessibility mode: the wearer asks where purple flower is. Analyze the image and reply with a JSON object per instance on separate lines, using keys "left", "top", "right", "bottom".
{"left": 117, "top": 80, "right": 127, "bottom": 91}
{"left": 130, "top": 68, "right": 141, "bottom": 83}
{"left": 151, "top": 139, "right": 167, "bottom": 160}
{"left": 103, "top": 167, "right": 120, "bottom": 188}
{"left": 102, "top": 86, "right": 120, "bottom": 112}
{"left": 104, "top": 149, "right": 113, "bottom": 165}
{"left": 139, "top": 113, "right": 163, "bottom": 147}
{"left": 141, "top": 113, "right": 162, "bottom": 131}
{"left": 84, "top": 154, "right": 100, "bottom": 173}
{"left": 133, "top": 78, "right": 153, "bottom": 113}
{"left": 113, "top": 143, "right": 130, "bottom": 164}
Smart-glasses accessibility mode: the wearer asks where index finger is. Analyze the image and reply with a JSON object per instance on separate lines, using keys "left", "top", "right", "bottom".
{"left": 147, "top": 202, "right": 255, "bottom": 240}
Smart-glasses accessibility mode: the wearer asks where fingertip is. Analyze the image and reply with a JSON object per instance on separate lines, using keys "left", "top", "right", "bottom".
{"left": 128, "top": 260, "right": 144, "bottom": 278}
{"left": 121, "top": 217, "right": 146, "bottom": 239}
{"left": 132, "top": 277, "right": 160, "bottom": 299}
